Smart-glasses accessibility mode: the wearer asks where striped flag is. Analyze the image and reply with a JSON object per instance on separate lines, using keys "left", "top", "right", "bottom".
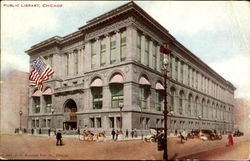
{"left": 29, "top": 57, "right": 54, "bottom": 91}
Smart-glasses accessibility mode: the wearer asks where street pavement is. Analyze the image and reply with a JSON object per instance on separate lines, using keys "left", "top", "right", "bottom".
{"left": 0, "top": 133, "right": 249, "bottom": 160}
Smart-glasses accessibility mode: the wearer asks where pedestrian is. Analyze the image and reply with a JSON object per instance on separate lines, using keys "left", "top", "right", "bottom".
{"left": 111, "top": 129, "right": 116, "bottom": 140}
{"left": 125, "top": 129, "right": 129, "bottom": 138}
{"left": 48, "top": 128, "right": 51, "bottom": 136}
{"left": 227, "top": 132, "right": 234, "bottom": 146}
{"left": 39, "top": 128, "right": 42, "bottom": 135}
{"left": 134, "top": 129, "right": 137, "bottom": 137}
{"left": 56, "top": 130, "right": 63, "bottom": 146}
{"left": 31, "top": 128, "right": 34, "bottom": 135}
{"left": 131, "top": 129, "right": 134, "bottom": 138}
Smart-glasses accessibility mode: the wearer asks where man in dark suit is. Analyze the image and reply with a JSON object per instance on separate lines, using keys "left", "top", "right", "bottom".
{"left": 56, "top": 130, "right": 62, "bottom": 146}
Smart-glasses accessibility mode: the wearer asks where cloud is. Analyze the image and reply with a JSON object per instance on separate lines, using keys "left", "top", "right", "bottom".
{"left": 209, "top": 55, "right": 250, "bottom": 101}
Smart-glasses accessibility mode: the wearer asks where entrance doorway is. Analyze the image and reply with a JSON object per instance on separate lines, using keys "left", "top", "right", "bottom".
{"left": 63, "top": 99, "right": 77, "bottom": 130}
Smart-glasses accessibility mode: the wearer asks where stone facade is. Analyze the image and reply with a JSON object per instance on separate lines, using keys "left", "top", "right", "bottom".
{"left": 25, "top": 2, "right": 235, "bottom": 135}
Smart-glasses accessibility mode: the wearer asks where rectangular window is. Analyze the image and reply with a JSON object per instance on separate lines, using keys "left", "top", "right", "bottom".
{"left": 140, "top": 85, "right": 149, "bottom": 108}
{"left": 65, "top": 53, "right": 69, "bottom": 76}
{"left": 160, "top": 54, "right": 163, "bottom": 71}
{"left": 36, "top": 120, "right": 39, "bottom": 128}
{"left": 192, "top": 69, "right": 194, "bottom": 88}
{"left": 116, "top": 117, "right": 121, "bottom": 129}
{"left": 175, "top": 58, "right": 178, "bottom": 80}
{"left": 96, "top": 118, "right": 102, "bottom": 128}
{"left": 110, "top": 34, "right": 116, "bottom": 64}
{"left": 43, "top": 119, "right": 46, "bottom": 127}
{"left": 109, "top": 117, "right": 114, "bottom": 128}
{"left": 144, "top": 38, "right": 149, "bottom": 66}
{"left": 120, "top": 31, "right": 126, "bottom": 61}
{"left": 32, "top": 120, "right": 35, "bottom": 128}
{"left": 92, "top": 87, "right": 103, "bottom": 109}
{"left": 136, "top": 32, "right": 141, "bottom": 62}
{"left": 74, "top": 50, "right": 78, "bottom": 74}
{"left": 146, "top": 118, "right": 150, "bottom": 129}
{"left": 91, "top": 42, "right": 97, "bottom": 68}
{"left": 100, "top": 39, "right": 106, "bottom": 66}
{"left": 111, "top": 84, "right": 123, "bottom": 108}
{"left": 44, "top": 96, "right": 52, "bottom": 113}
{"left": 152, "top": 43, "right": 157, "bottom": 70}
{"left": 90, "top": 118, "right": 95, "bottom": 128}
{"left": 34, "top": 97, "right": 40, "bottom": 113}
{"left": 180, "top": 62, "right": 184, "bottom": 83}
{"left": 155, "top": 90, "right": 162, "bottom": 111}
{"left": 169, "top": 55, "right": 172, "bottom": 78}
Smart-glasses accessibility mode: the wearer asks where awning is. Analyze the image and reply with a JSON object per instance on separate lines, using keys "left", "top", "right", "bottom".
{"left": 156, "top": 82, "right": 164, "bottom": 90}
{"left": 139, "top": 76, "right": 151, "bottom": 86}
{"left": 32, "top": 90, "right": 42, "bottom": 97}
{"left": 90, "top": 78, "right": 103, "bottom": 87}
{"left": 43, "top": 88, "right": 53, "bottom": 95}
{"left": 110, "top": 74, "right": 124, "bottom": 84}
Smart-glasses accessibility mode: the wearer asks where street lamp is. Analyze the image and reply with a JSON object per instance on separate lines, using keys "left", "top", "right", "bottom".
{"left": 19, "top": 110, "right": 23, "bottom": 134}
{"left": 160, "top": 42, "right": 171, "bottom": 161}
{"left": 119, "top": 102, "right": 123, "bottom": 132}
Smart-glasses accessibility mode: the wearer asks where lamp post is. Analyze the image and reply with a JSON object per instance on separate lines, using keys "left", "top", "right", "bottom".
{"left": 19, "top": 110, "right": 23, "bottom": 133}
{"left": 160, "top": 42, "right": 171, "bottom": 160}
{"left": 119, "top": 102, "right": 123, "bottom": 132}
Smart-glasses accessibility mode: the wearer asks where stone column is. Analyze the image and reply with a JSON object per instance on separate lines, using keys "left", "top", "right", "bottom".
{"left": 84, "top": 41, "right": 91, "bottom": 71}
{"left": 69, "top": 52, "right": 73, "bottom": 76}
{"left": 141, "top": 34, "right": 145, "bottom": 65}
{"left": 115, "top": 30, "right": 121, "bottom": 63}
{"left": 95, "top": 38, "right": 100, "bottom": 68}
{"left": 126, "top": 25, "right": 137, "bottom": 61}
{"left": 149, "top": 40, "right": 153, "bottom": 68}
{"left": 103, "top": 86, "right": 111, "bottom": 110}
{"left": 105, "top": 34, "right": 110, "bottom": 65}
{"left": 156, "top": 45, "right": 161, "bottom": 72}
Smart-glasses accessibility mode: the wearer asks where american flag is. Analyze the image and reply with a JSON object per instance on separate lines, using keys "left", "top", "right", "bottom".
{"left": 29, "top": 57, "right": 54, "bottom": 91}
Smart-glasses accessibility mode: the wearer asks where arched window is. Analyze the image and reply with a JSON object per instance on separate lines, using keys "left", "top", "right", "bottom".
{"left": 179, "top": 91, "right": 184, "bottom": 115}
{"left": 170, "top": 87, "right": 176, "bottom": 111}
{"left": 195, "top": 96, "right": 198, "bottom": 117}
{"left": 90, "top": 78, "right": 103, "bottom": 109}
{"left": 201, "top": 99, "right": 205, "bottom": 118}
{"left": 155, "top": 82, "right": 164, "bottom": 111}
{"left": 188, "top": 94, "right": 192, "bottom": 115}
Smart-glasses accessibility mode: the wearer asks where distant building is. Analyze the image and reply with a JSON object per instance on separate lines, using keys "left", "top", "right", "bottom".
{"left": 0, "top": 70, "right": 29, "bottom": 134}
{"left": 25, "top": 2, "right": 235, "bottom": 135}
{"left": 234, "top": 98, "right": 250, "bottom": 133}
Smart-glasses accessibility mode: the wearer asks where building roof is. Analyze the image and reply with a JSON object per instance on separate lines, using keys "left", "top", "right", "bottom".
{"left": 25, "top": 1, "right": 236, "bottom": 90}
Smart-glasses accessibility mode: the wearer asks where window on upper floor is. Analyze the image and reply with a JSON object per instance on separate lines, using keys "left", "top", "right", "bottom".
{"left": 100, "top": 39, "right": 106, "bottom": 66}
{"left": 175, "top": 58, "right": 178, "bottom": 80}
{"left": 65, "top": 53, "right": 69, "bottom": 76}
{"left": 91, "top": 42, "right": 97, "bottom": 68}
{"left": 110, "top": 34, "right": 116, "bottom": 64}
{"left": 120, "top": 30, "right": 126, "bottom": 61}
{"left": 169, "top": 55, "right": 173, "bottom": 78}
{"left": 136, "top": 32, "right": 142, "bottom": 63}
{"left": 180, "top": 62, "right": 184, "bottom": 83}
{"left": 33, "top": 97, "right": 40, "bottom": 113}
{"left": 152, "top": 43, "right": 157, "bottom": 70}
{"left": 155, "top": 90, "right": 163, "bottom": 111}
{"left": 74, "top": 50, "right": 78, "bottom": 75}
{"left": 144, "top": 38, "right": 149, "bottom": 66}
{"left": 140, "top": 85, "right": 150, "bottom": 109}
{"left": 110, "top": 84, "right": 124, "bottom": 108}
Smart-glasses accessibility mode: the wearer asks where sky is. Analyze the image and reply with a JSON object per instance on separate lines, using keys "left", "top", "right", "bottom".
{"left": 1, "top": 1, "right": 250, "bottom": 101}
